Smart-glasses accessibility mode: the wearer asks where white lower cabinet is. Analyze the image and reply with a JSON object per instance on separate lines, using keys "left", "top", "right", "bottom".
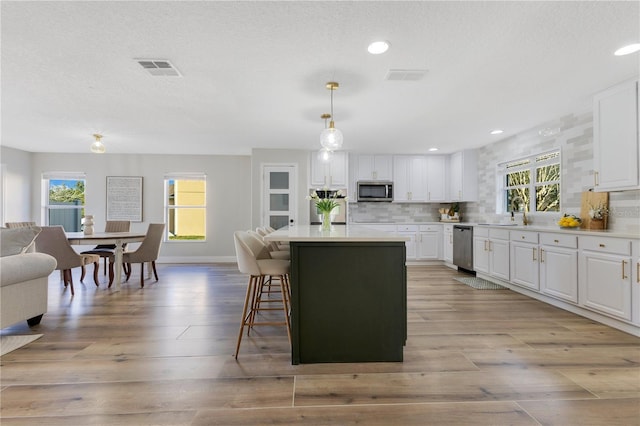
{"left": 397, "top": 224, "right": 442, "bottom": 261}
{"left": 579, "top": 236, "right": 633, "bottom": 321}
{"left": 443, "top": 224, "right": 453, "bottom": 263}
{"left": 539, "top": 233, "right": 578, "bottom": 303}
{"left": 417, "top": 225, "right": 442, "bottom": 260}
{"left": 510, "top": 231, "right": 539, "bottom": 291}
{"left": 474, "top": 227, "right": 510, "bottom": 280}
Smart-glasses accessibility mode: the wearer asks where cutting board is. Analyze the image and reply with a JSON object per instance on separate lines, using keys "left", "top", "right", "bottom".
{"left": 580, "top": 191, "right": 608, "bottom": 230}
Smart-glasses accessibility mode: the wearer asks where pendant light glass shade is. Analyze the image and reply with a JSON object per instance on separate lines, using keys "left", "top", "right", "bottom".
{"left": 90, "top": 134, "right": 106, "bottom": 153}
{"left": 317, "top": 147, "right": 333, "bottom": 162}
{"left": 320, "top": 120, "right": 343, "bottom": 151}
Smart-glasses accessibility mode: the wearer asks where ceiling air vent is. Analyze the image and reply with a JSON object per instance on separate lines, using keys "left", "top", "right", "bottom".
{"left": 384, "top": 69, "right": 428, "bottom": 81}
{"left": 136, "top": 59, "right": 182, "bottom": 77}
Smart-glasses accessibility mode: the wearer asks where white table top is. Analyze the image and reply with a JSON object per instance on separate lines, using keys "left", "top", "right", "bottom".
{"left": 264, "top": 225, "right": 410, "bottom": 242}
{"left": 66, "top": 231, "right": 147, "bottom": 244}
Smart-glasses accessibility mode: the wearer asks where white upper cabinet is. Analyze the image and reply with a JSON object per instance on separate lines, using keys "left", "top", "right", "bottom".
{"left": 449, "top": 150, "right": 478, "bottom": 201}
{"left": 593, "top": 79, "right": 640, "bottom": 191}
{"left": 393, "top": 155, "right": 427, "bottom": 202}
{"left": 356, "top": 155, "right": 393, "bottom": 181}
{"left": 425, "top": 156, "right": 446, "bottom": 202}
{"left": 310, "top": 151, "right": 348, "bottom": 188}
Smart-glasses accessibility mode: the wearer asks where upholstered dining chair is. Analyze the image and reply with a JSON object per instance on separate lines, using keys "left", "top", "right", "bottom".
{"left": 121, "top": 223, "right": 165, "bottom": 288}
{"left": 233, "top": 230, "right": 291, "bottom": 358}
{"left": 81, "top": 220, "right": 131, "bottom": 277}
{"left": 34, "top": 225, "right": 100, "bottom": 296}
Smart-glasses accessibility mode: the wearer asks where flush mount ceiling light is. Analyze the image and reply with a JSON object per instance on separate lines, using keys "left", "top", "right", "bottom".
{"left": 368, "top": 40, "right": 390, "bottom": 54}
{"left": 428, "top": 147, "right": 439, "bottom": 152}
{"left": 490, "top": 129, "right": 504, "bottom": 135}
{"left": 614, "top": 43, "right": 640, "bottom": 56}
{"left": 319, "top": 82, "right": 343, "bottom": 151}
{"left": 90, "top": 134, "right": 105, "bottom": 153}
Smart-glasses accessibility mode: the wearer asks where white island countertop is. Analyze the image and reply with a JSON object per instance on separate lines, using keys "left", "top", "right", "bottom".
{"left": 264, "top": 224, "right": 410, "bottom": 242}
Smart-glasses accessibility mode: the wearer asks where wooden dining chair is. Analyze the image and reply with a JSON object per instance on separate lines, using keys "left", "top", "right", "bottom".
{"left": 121, "top": 223, "right": 165, "bottom": 288}
{"left": 34, "top": 226, "right": 101, "bottom": 295}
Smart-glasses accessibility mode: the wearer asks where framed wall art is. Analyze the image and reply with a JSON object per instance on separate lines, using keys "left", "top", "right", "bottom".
{"left": 106, "top": 176, "right": 143, "bottom": 222}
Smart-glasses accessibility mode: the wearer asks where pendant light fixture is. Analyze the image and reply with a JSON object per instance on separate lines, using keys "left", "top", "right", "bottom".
{"left": 90, "top": 134, "right": 106, "bottom": 153}
{"left": 317, "top": 113, "right": 334, "bottom": 162}
{"left": 319, "top": 81, "right": 343, "bottom": 151}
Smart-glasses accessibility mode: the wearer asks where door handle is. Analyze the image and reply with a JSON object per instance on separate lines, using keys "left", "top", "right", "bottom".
{"left": 622, "top": 260, "right": 628, "bottom": 279}
{"left": 532, "top": 247, "right": 537, "bottom": 261}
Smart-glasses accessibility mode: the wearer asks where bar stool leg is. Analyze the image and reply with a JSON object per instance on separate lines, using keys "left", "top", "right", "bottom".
{"left": 234, "top": 275, "right": 258, "bottom": 359}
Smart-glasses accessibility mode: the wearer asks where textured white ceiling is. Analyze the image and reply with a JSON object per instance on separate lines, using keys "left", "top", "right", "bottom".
{"left": 1, "top": 1, "right": 638, "bottom": 155}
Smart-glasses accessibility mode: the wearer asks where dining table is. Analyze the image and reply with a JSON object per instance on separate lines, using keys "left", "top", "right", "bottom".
{"left": 66, "top": 231, "right": 147, "bottom": 290}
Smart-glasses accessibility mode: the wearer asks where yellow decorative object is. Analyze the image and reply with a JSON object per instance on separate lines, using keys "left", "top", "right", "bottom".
{"left": 558, "top": 214, "right": 582, "bottom": 228}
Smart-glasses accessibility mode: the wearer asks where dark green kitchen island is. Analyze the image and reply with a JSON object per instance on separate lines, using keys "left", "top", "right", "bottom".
{"left": 264, "top": 225, "right": 408, "bottom": 364}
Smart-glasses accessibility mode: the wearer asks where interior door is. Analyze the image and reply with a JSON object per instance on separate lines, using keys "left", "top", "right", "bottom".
{"left": 263, "top": 165, "right": 297, "bottom": 229}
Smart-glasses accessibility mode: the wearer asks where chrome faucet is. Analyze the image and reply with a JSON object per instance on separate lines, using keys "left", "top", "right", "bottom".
{"left": 510, "top": 196, "right": 529, "bottom": 226}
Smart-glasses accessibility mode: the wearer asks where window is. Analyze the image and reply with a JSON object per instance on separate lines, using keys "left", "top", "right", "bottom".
{"left": 497, "top": 150, "right": 560, "bottom": 214}
{"left": 42, "top": 172, "right": 86, "bottom": 231}
{"left": 165, "top": 173, "right": 206, "bottom": 241}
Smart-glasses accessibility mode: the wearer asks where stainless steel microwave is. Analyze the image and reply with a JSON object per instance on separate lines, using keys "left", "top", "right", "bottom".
{"left": 357, "top": 181, "right": 393, "bottom": 202}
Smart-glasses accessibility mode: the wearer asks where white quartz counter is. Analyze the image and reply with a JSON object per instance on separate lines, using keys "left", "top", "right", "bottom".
{"left": 264, "top": 224, "right": 410, "bottom": 242}
{"left": 473, "top": 223, "right": 639, "bottom": 239}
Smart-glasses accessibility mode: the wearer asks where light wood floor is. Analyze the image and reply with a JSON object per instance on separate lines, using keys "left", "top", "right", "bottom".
{"left": 1, "top": 264, "right": 639, "bottom": 425}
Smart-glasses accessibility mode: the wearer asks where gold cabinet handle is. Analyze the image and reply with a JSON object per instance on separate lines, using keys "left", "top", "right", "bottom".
{"left": 484, "top": 240, "right": 488, "bottom": 251}
{"left": 532, "top": 247, "right": 537, "bottom": 261}
{"left": 594, "top": 171, "right": 599, "bottom": 187}
{"left": 540, "top": 248, "right": 544, "bottom": 263}
{"left": 449, "top": 234, "right": 453, "bottom": 244}
{"left": 554, "top": 239, "right": 559, "bottom": 243}
{"left": 622, "top": 260, "right": 628, "bottom": 279}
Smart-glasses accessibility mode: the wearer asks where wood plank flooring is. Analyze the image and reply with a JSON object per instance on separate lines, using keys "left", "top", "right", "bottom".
{"left": 1, "top": 264, "right": 639, "bottom": 425}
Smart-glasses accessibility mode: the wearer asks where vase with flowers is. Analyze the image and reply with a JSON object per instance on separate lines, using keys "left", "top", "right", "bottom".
{"left": 307, "top": 189, "right": 346, "bottom": 231}
{"left": 588, "top": 202, "right": 609, "bottom": 229}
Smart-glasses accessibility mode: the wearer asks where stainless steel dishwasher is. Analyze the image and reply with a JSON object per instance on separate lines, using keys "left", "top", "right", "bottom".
{"left": 453, "top": 225, "right": 474, "bottom": 272}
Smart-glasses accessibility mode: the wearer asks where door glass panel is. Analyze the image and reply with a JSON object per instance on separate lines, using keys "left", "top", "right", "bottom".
{"left": 270, "top": 194, "right": 289, "bottom": 211}
{"left": 270, "top": 172, "right": 289, "bottom": 190}
{"left": 270, "top": 215, "right": 289, "bottom": 229}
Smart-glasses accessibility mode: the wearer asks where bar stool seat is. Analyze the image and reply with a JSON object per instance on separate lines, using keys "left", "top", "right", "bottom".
{"left": 233, "top": 230, "right": 291, "bottom": 359}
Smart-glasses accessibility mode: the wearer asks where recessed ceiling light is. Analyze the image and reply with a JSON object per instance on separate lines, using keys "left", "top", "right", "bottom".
{"left": 428, "top": 147, "right": 438, "bottom": 152}
{"left": 490, "top": 129, "right": 504, "bottom": 135}
{"left": 368, "top": 41, "right": 390, "bottom": 55}
{"left": 614, "top": 43, "right": 640, "bottom": 56}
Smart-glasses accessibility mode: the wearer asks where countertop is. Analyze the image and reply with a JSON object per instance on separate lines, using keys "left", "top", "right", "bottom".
{"left": 264, "top": 225, "right": 410, "bottom": 242}
{"left": 472, "top": 223, "right": 639, "bottom": 239}
{"left": 348, "top": 222, "right": 639, "bottom": 239}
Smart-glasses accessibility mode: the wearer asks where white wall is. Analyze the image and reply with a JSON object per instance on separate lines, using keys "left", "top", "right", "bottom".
{"left": 0, "top": 146, "right": 33, "bottom": 225}
{"left": 5, "top": 150, "right": 253, "bottom": 262}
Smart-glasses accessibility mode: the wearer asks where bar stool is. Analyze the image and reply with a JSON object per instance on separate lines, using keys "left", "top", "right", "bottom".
{"left": 259, "top": 226, "right": 289, "bottom": 251}
{"left": 248, "top": 229, "right": 289, "bottom": 260}
{"left": 233, "top": 230, "right": 291, "bottom": 359}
